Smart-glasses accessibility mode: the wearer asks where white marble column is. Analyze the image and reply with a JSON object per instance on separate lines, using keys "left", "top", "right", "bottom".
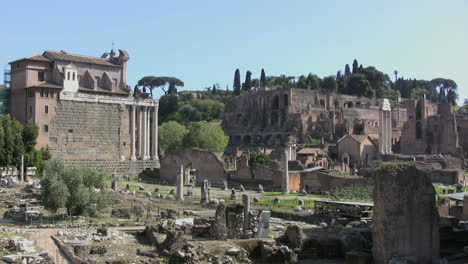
{"left": 146, "top": 107, "right": 151, "bottom": 159}
{"left": 130, "top": 104, "right": 137, "bottom": 161}
{"left": 142, "top": 106, "right": 148, "bottom": 160}
{"left": 138, "top": 106, "right": 143, "bottom": 159}
{"left": 282, "top": 148, "right": 290, "bottom": 194}
{"left": 151, "top": 105, "right": 159, "bottom": 160}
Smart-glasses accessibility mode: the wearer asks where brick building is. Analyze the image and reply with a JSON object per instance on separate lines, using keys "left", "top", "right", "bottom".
{"left": 400, "top": 99, "right": 468, "bottom": 158}
{"left": 222, "top": 88, "right": 407, "bottom": 147}
{"left": 9, "top": 49, "right": 159, "bottom": 176}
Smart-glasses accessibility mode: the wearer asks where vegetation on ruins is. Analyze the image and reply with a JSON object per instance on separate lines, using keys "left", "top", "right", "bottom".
{"left": 232, "top": 59, "right": 459, "bottom": 105}
{"left": 326, "top": 184, "right": 373, "bottom": 202}
{"left": 249, "top": 151, "right": 273, "bottom": 167}
{"left": 41, "top": 159, "right": 111, "bottom": 216}
{"left": 0, "top": 115, "right": 51, "bottom": 173}
{"left": 183, "top": 122, "right": 229, "bottom": 153}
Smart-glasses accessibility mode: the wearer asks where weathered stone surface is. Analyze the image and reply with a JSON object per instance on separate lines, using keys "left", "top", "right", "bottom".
{"left": 257, "top": 211, "right": 271, "bottom": 238}
{"left": 211, "top": 204, "right": 227, "bottom": 240}
{"left": 372, "top": 162, "right": 439, "bottom": 264}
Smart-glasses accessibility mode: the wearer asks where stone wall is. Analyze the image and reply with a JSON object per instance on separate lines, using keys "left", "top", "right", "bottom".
{"left": 372, "top": 162, "right": 439, "bottom": 264}
{"left": 64, "top": 160, "right": 159, "bottom": 178}
{"left": 160, "top": 148, "right": 227, "bottom": 186}
{"left": 49, "top": 100, "right": 127, "bottom": 160}
{"left": 229, "top": 159, "right": 282, "bottom": 189}
{"left": 299, "top": 170, "right": 370, "bottom": 193}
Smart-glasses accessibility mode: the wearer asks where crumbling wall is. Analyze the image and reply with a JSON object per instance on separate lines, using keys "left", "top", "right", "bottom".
{"left": 300, "top": 171, "right": 369, "bottom": 192}
{"left": 229, "top": 162, "right": 282, "bottom": 189}
{"left": 160, "top": 148, "right": 227, "bottom": 186}
{"left": 372, "top": 162, "right": 439, "bottom": 264}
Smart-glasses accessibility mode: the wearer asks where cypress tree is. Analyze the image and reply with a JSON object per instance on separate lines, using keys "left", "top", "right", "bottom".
{"left": 345, "top": 64, "right": 351, "bottom": 77}
{"left": 233, "top": 69, "right": 241, "bottom": 95}
{"left": 212, "top": 84, "right": 216, "bottom": 94}
{"left": 243, "top": 71, "right": 252, "bottom": 91}
{"left": 352, "top": 59, "right": 359, "bottom": 73}
{"left": 260, "top": 68, "right": 266, "bottom": 88}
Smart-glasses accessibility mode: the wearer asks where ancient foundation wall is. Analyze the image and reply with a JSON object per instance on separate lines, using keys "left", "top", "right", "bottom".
{"left": 300, "top": 171, "right": 369, "bottom": 192}
{"left": 229, "top": 163, "right": 282, "bottom": 189}
{"left": 49, "top": 100, "right": 128, "bottom": 160}
{"left": 64, "top": 159, "right": 159, "bottom": 178}
{"left": 160, "top": 148, "right": 227, "bottom": 186}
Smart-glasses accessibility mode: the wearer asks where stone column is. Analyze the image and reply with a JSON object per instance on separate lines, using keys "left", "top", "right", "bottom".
{"left": 147, "top": 107, "right": 151, "bottom": 159}
{"left": 177, "top": 165, "right": 184, "bottom": 201}
{"left": 142, "top": 106, "right": 148, "bottom": 160}
{"left": 242, "top": 194, "right": 250, "bottom": 233}
{"left": 282, "top": 148, "right": 289, "bottom": 194}
{"left": 130, "top": 104, "right": 137, "bottom": 161}
{"left": 20, "top": 155, "right": 24, "bottom": 182}
{"left": 138, "top": 106, "right": 143, "bottom": 159}
{"left": 379, "top": 99, "right": 392, "bottom": 155}
{"left": 151, "top": 105, "right": 158, "bottom": 160}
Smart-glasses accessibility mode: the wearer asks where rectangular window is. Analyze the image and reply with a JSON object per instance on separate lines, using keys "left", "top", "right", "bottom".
{"left": 29, "top": 105, "right": 32, "bottom": 115}
{"left": 40, "top": 89, "right": 44, "bottom": 97}
{"left": 45, "top": 105, "right": 48, "bottom": 114}
{"left": 45, "top": 89, "right": 49, "bottom": 98}
{"left": 72, "top": 72, "right": 75, "bottom": 81}
{"left": 67, "top": 72, "right": 70, "bottom": 80}
{"left": 38, "top": 72, "right": 45, "bottom": 82}
{"left": 44, "top": 125, "right": 48, "bottom": 133}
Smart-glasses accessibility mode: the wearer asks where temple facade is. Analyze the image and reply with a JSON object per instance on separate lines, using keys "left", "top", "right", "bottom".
{"left": 9, "top": 49, "right": 159, "bottom": 176}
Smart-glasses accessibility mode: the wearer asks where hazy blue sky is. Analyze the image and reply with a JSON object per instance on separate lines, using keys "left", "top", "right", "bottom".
{"left": 1, "top": 0, "right": 467, "bottom": 102}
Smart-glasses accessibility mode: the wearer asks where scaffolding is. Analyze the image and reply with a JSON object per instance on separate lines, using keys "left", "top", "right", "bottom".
{"left": 3, "top": 64, "right": 11, "bottom": 88}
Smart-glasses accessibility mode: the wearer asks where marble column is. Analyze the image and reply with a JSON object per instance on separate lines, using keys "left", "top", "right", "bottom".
{"left": 151, "top": 105, "right": 159, "bottom": 160}
{"left": 138, "top": 106, "right": 143, "bottom": 159}
{"left": 145, "top": 107, "right": 150, "bottom": 159}
{"left": 177, "top": 165, "right": 184, "bottom": 201}
{"left": 130, "top": 104, "right": 137, "bottom": 161}
{"left": 282, "top": 148, "right": 290, "bottom": 194}
{"left": 142, "top": 106, "right": 148, "bottom": 160}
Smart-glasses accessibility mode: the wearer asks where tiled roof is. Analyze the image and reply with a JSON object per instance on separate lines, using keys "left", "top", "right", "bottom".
{"left": 9, "top": 55, "right": 51, "bottom": 64}
{"left": 43, "top": 51, "right": 120, "bottom": 67}
{"left": 337, "top": 134, "right": 375, "bottom": 145}
{"left": 297, "top": 148, "right": 320, "bottom": 155}
{"left": 26, "top": 82, "right": 63, "bottom": 89}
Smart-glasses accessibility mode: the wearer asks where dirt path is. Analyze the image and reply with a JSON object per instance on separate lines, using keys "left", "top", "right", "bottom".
{"left": 29, "top": 228, "right": 69, "bottom": 264}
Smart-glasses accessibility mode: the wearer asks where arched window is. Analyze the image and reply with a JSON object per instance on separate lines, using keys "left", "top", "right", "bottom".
{"left": 283, "top": 94, "right": 288, "bottom": 107}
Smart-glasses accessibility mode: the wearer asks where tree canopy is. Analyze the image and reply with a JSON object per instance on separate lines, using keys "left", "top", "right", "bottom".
{"left": 0, "top": 115, "right": 50, "bottom": 173}
{"left": 41, "top": 159, "right": 111, "bottom": 216}
{"left": 183, "top": 122, "right": 229, "bottom": 153}
{"left": 158, "top": 121, "right": 188, "bottom": 155}
{"left": 136, "top": 76, "right": 184, "bottom": 96}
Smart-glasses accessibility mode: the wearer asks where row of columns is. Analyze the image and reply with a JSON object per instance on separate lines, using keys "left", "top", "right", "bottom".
{"left": 130, "top": 104, "right": 158, "bottom": 161}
